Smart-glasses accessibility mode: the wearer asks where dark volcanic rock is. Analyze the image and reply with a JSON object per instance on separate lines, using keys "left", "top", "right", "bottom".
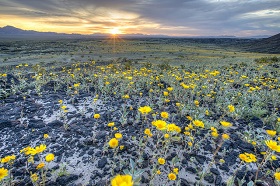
{"left": 97, "top": 157, "right": 107, "bottom": 168}
{"left": 56, "top": 174, "right": 78, "bottom": 185}
{"left": 0, "top": 120, "right": 12, "bottom": 130}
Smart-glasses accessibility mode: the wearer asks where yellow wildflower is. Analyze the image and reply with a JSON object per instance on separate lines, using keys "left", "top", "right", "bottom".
{"left": 45, "top": 154, "right": 55, "bottom": 162}
{"left": 220, "top": 121, "right": 232, "bottom": 127}
{"left": 158, "top": 158, "right": 165, "bottom": 165}
{"left": 111, "top": 175, "right": 133, "bottom": 186}
{"left": 0, "top": 168, "right": 8, "bottom": 181}
{"left": 161, "top": 112, "right": 169, "bottom": 119}
{"left": 109, "top": 138, "right": 119, "bottom": 148}
{"left": 36, "top": 162, "right": 45, "bottom": 169}
{"left": 266, "top": 130, "right": 276, "bottom": 137}
{"left": 138, "top": 106, "right": 152, "bottom": 115}
{"left": 193, "top": 120, "right": 204, "bottom": 128}
{"left": 265, "top": 140, "right": 280, "bottom": 152}
{"left": 115, "top": 133, "right": 123, "bottom": 139}
{"left": 94, "top": 114, "right": 100, "bottom": 119}
{"left": 168, "top": 173, "right": 177, "bottom": 180}
{"left": 228, "top": 105, "right": 235, "bottom": 112}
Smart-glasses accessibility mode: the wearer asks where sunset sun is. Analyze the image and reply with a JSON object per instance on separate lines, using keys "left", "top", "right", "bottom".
{"left": 110, "top": 28, "right": 120, "bottom": 35}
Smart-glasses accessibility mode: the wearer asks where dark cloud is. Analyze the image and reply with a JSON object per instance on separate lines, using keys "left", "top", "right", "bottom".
{"left": 0, "top": 0, "right": 279, "bottom": 36}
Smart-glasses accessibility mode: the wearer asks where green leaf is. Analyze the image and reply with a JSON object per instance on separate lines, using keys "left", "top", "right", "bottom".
{"left": 134, "top": 176, "right": 142, "bottom": 183}
{"left": 134, "top": 169, "right": 145, "bottom": 177}
{"left": 123, "top": 169, "right": 131, "bottom": 175}
{"left": 247, "top": 181, "right": 254, "bottom": 186}
{"left": 130, "top": 158, "right": 136, "bottom": 170}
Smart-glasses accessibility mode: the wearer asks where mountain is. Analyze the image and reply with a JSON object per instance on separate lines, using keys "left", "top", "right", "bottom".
{"left": 0, "top": 25, "right": 82, "bottom": 37}
{"left": 245, "top": 33, "right": 280, "bottom": 54}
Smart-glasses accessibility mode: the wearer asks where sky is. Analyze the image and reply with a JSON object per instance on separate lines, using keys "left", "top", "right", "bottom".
{"left": 0, "top": 0, "right": 279, "bottom": 36}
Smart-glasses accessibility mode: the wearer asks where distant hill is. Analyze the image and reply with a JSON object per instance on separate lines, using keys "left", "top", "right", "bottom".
{"left": 245, "top": 33, "right": 280, "bottom": 54}
{"left": 0, "top": 25, "right": 83, "bottom": 38}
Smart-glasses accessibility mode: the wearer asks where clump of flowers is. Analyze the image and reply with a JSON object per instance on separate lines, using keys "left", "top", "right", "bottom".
{"left": 239, "top": 153, "right": 257, "bottom": 163}
{"left": 193, "top": 120, "right": 204, "bottom": 128}
{"left": 138, "top": 106, "right": 152, "bottom": 115}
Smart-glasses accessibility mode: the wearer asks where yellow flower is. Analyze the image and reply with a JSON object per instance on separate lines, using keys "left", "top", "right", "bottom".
{"left": 30, "top": 173, "right": 38, "bottom": 182}
{"left": 123, "top": 95, "right": 130, "bottom": 99}
{"left": 211, "top": 131, "right": 219, "bottom": 138}
{"left": 1, "top": 155, "right": 16, "bottom": 164}
{"left": 228, "top": 105, "right": 235, "bottom": 112}
{"left": 222, "top": 134, "right": 230, "bottom": 140}
{"left": 158, "top": 158, "right": 165, "bottom": 165}
{"left": 161, "top": 112, "right": 169, "bottom": 119}
{"left": 61, "top": 105, "right": 67, "bottom": 110}
{"left": 119, "top": 145, "right": 124, "bottom": 150}
{"left": 108, "top": 122, "right": 115, "bottom": 127}
{"left": 94, "top": 114, "right": 100, "bottom": 119}
{"left": 188, "top": 142, "right": 193, "bottom": 146}
{"left": 205, "top": 110, "right": 209, "bottom": 116}
{"left": 176, "top": 103, "right": 181, "bottom": 107}
{"left": 20, "top": 146, "right": 37, "bottom": 156}
{"left": 109, "top": 138, "right": 119, "bottom": 148}
{"left": 152, "top": 120, "right": 167, "bottom": 130}
{"left": 278, "top": 118, "right": 280, "bottom": 122}
{"left": 164, "top": 134, "right": 170, "bottom": 138}
{"left": 173, "top": 168, "right": 179, "bottom": 174}
{"left": 266, "top": 130, "right": 277, "bottom": 137}
{"left": 115, "top": 133, "right": 122, "bottom": 139}
{"left": 186, "top": 116, "right": 193, "bottom": 121}
{"left": 168, "top": 173, "right": 177, "bottom": 180}
{"left": 271, "top": 155, "right": 277, "bottom": 161}
{"left": 239, "top": 153, "right": 257, "bottom": 163}
{"left": 193, "top": 120, "right": 204, "bottom": 128}
{"left": 73, "top": 83, "right": 80, "bottom": 87}
{"left": 35, "top": 144, "right": 47, "bottom": 154}
{"left": 194, "top": 100, "right": 199, "bottom": 106}
{"left": 43, "top": 134, "right": 49, "bottom": 139}
{"left": 45, "top": 154, "right": 55, "bottom": 162}
{"left": 113, "top": 127, "right": 118, "bottom": 131}
{"left": 36, "top": 162, "right": 45, "bottom": 169}
{"left": 220, "top": 121, "right": 232, "bottom": 127}
{"left": 156, "top": 170, "right": 161, "bottom": 175}
{"left": 163, "top": 91, "right": 169, "bottom": 96}
{"left": 138, "top": 106, "right": 152, "bottom": 115}
{"left": 275, "top": 172, "right": 280, "bottom": 181}
{"left": 219, "top": 159, "right": 225, "bottom": 164}
{"left": 58, "top": 100, "right": 63, "bottom": 104}
{"left": 167, "top": 87, "right": 173, "bottom": 92}
{"left": 251, "top": 141, "right": 257, "bottom": 146}
{"left": 144, "top": 128, "right": 152, "bottom": 137}
{"left": 111, "top": 175, "right": 133, "bottom": 186}
{"left": 265, "top": 140, "right": 280, "bottom": 152}
{"left": 0, "top": 167, "right": 8, "bottom": 181}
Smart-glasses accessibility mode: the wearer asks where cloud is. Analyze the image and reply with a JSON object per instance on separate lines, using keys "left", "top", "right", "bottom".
{"left": 0, "top": 0, "right": 279, "bottom": 36}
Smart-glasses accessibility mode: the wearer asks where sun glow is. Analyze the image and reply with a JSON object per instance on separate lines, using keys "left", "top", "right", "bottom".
{"left": 110, "top": 28, "right": 120, "bottom": 35}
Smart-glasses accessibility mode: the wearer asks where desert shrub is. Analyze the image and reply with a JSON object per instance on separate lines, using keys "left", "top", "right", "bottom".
{"left": 254, "top": 56, "right": 280, "bottom": 64}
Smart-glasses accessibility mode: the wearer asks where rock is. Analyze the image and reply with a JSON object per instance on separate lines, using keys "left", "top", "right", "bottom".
{"left": 195, "top": 155, "right": 206, "bottom": 165}
{"left": 204, "top": 174, "right": 214, "bottom": 183}
{"left": 56, "top": 174, "right": 78, "bottom": 185}
{"left": 186, "top": 167, "right": 197, "bottom": 174}
{"left": 215, "top": 175, "right": 222, "bottom": 185}
{"left": 0, "top": 120, "right": 12, "bottom": 130}
{"left": 48, "top": 120, "right": 63, "bottom": 128}
{"left": 97, "top": 157, "right": 107, "bottom": 168}
{"left": 210, "top": 168, "right": 220, "bottom": 175}
{"left": 251, "top": 117, "right": 264, "bottom": 128}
